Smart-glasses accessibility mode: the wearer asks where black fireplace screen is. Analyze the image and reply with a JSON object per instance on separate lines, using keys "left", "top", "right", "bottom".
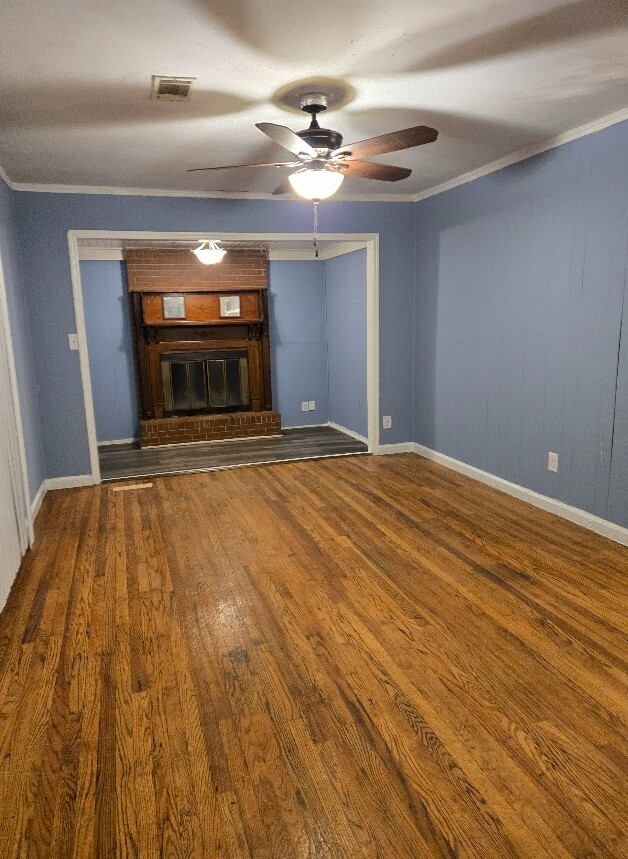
{"left": 161, "top": 350, "right": 249, "bottom": 414}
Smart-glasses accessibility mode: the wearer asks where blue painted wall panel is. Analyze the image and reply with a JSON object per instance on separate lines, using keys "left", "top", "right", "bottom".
{"left": 81, "top": 261, "right": 139, "bottom": 443}
{"left": 414, "top": 120, "right": 628, "bottom": 526}
{"left": 609, "top": 289, "right": 628, "bottom": 528}
{"left": 269, "top": 260, "right": 328, "bottom": 427}
{"left": 0, "top": 178, "right": 44, "bottom": 500}
{"left": 325, "top": 249, "right": 368, "bottom": 438}
{"left": 13, "top": 195, "right": 414, "bottom": 478}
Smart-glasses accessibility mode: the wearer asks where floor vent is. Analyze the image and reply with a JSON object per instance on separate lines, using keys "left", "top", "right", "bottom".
{"left": 151, "top": 76, "right": 196, "bottom": 101}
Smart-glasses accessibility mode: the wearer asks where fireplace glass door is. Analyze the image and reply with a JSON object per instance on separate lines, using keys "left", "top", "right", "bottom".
{"left": 161, "top": 350, "right": 249, "bottom": 415}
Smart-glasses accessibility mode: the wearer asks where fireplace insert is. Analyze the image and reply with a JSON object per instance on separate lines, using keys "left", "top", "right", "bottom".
{"left": 160, "top": 350, "right": 250, "bottom": 415}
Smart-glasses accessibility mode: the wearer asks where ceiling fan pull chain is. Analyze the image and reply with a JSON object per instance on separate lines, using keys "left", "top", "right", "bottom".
{"left": 313, "top": 201, "right": 319, "bottom": 258}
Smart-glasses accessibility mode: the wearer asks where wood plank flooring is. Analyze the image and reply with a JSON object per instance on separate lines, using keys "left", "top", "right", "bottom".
{"left": 0, "top": 453, "right": 627, "bottom": 858}
{"left": 99, "top": 425, "right": 368, "bottom": 481}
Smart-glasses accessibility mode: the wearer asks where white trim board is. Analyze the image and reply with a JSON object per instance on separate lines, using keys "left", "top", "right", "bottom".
{"left": 29, "top": 481, "right": 47, "bottom": 529}
{"left": 68, "top": 230, "right": 380, "bottom": 485}
{"left": 78, "top": 248, "right": 125, "bottom": 261}
{"left": 411, "top": 443, "right": 628, "bottom": 547}
{"left": 328, "top": 421, "right": 368, "bottom": 445}
{"left": 97, "top": 438, "right": 138, "bottom": 446}
{"left": 375, "top": 442, "right": 416, "bottom": 455}
{"left": 46, "top": 474, "right": 98, "bottom": 490}
{"left": 83, "top": 242, "right": 368, "bottom": 263}
{"left": 282, "top": 423, "right": 329, "bottom": 430}
{"left": 0, "top": 239, "right": 33, "bottom": 547}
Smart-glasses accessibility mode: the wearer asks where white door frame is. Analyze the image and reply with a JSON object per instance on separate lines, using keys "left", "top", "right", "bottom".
{"left": 67, "top": 230, "right": 380, "bottom": 484}
{"left": 0, "top": 247, "right": 32, "bottom": 547}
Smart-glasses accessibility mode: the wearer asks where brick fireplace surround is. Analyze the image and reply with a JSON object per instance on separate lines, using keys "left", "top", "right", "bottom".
{"left": 125, "top": 247, "right": 280, "bottom": 447}
{"left": 141, "top": 411, "right": 282, "bottom": 447}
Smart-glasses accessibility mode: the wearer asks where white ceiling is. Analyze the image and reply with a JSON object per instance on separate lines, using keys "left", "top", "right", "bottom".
{"left": 1, "top": 0, "right": 628, "bottom": 198}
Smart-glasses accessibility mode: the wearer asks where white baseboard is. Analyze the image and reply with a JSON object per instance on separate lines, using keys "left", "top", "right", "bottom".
{"left": 282, "top": 423, "right": 328, "bottom": 430}
{"left": 328, "top": 421, "right": 369, "bottom": 445}
{"left": 97, "top": 437, "right": 138, "bottom": 446}
{"left": 46, "top": 474, "right": 98, "bottom": 490}
{"left": 412, "top": 443, "right": 628, "bottom": 547}
{"left": 29, "top": 482, "right": 47, "bottom": 539}
{"left": 375, "top": 442, "right": 417, "bottom": 455}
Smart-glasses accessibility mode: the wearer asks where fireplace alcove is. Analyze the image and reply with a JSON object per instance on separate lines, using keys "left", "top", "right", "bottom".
{"left": 126, "top": 247, "right": 281, "bottom": 447}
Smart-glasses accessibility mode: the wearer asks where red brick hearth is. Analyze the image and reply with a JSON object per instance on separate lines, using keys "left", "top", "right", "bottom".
{"left": 141, "top": 411, "right": 281, "bottom": 447}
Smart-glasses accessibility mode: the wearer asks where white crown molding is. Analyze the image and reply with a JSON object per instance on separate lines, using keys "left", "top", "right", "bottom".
{"left": 7, "top": 180, "right": 415, "bottom": 202}
{"left": 414, "top": 105, "right": 628, "bottom": 203}
{"left": 0, "top": 164, "right": 15, "bottom": 190}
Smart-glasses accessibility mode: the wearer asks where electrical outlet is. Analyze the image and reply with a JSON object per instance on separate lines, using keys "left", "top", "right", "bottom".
{"left": 383, "top": 415, "right": 392, "bottom": 430}
{"left": 68, "top": 333, "right": 79, "bottom": 351}
{"left": 308, "top": 400, "right": 316, "bottom": 411}
{"left": 548, "top": 452, "right": 559, "bottom": 473}
{"left": 301, "top": 401, "right": 309, "bottom": 412}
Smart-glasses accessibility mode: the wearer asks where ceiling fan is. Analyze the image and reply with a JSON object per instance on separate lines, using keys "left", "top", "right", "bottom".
{"left": 188, "top": 93, "right": 439, "bottom": 200}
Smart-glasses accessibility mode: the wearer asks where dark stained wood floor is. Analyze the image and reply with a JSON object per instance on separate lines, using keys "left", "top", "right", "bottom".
{"left": 0, "top": 454, "right": 627, "bottom": 858}
{"left": 99, "top": 425, "right": 368, "bottom": 481}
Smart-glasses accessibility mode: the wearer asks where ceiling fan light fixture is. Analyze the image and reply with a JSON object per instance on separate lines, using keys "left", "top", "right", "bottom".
{"left": 192, "top": 240, "right": 226, "bottom": 265}
{"left": 288, "top": 167, "right": 344, "bottom": 200}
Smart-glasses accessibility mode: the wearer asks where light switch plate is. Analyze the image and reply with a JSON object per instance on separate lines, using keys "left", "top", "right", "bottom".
{"left": 308, "top": 400, "right": 316, "bottom": 411}
{"left": 383, "top": 415, "right": 392, "bottom": 429}
{"left": 301, "top": 401, "right": 309, "bottom": 412}
{"left": 548, "top": 452, "right": 559, "bottom": 473}
{"left": 68, "top": 333, "right": 79, "bottom": 351}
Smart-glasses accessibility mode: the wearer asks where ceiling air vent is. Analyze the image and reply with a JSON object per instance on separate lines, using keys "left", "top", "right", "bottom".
{"left": 151, "top": 75, "right": 196, "bottom": 102}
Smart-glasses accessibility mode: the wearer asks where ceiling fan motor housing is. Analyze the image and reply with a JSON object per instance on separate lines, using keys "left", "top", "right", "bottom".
{"left": 297, "top": 92, "right": 343, "bottom": 155}
{"left": 297, "top": 126, "right": 343, "bottom": 154}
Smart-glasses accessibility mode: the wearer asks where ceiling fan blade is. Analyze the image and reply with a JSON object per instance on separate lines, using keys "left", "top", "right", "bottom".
{"left": 339, "top": 161, "right": 412, "bottom": 182}
{"left": 333, "top": 125, "right": 438, "bottom": 160}
{"left": 187, "top": 161, "right": 297, "bottom": 173}
{"left": 272, "top": 178, "right": 293, "bottom": 196}
{"left": 256, "top": 123, "right": 318, "bottom": 159}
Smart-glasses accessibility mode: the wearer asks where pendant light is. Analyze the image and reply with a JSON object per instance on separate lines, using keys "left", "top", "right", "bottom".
{"left": 192, "top": 240, "right": 226, "bottom": 265}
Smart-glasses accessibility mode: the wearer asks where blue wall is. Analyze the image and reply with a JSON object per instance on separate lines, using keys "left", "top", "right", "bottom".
{"left": 12, "top": 195, "right": 414, "bottom": 478}
{"left": 326, "top": 249, "right": 368, "bottom": 438}
{"left": 0, "top": 179, "right": 44, "bottom": 501}
{"left": 269, "top": 260, "right": 328, "bottom": 427}
{"left": 414, "top": 120, "right": 628, "bottom": 527}
{"left": 9, "top": 118, "right": 628, "bottom": 530}
{"left": 81, "top": 261, "right": 139, "bottom": 443}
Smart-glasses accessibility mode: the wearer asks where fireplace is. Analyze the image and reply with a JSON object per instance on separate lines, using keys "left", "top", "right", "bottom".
{"left": 126, "top": 247, "right": 281, "bottom": 446}
{"left": 161, "top": 350, "right": 249, "bottom": 415}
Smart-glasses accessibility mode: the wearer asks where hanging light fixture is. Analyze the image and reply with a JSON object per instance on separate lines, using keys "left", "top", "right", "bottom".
{"left": 192, "top": 240, "right": 227, "bottom": 265}
{"left": 288, "top": 167, "right": 344, "bottom": 201}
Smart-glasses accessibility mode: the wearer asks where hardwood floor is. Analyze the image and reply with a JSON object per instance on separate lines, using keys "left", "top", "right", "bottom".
{"left": 99, "top": 425, "right": 368, "bottom": 481}
{"left": 1, "top": 454, "right": 627, "bottom": 858}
